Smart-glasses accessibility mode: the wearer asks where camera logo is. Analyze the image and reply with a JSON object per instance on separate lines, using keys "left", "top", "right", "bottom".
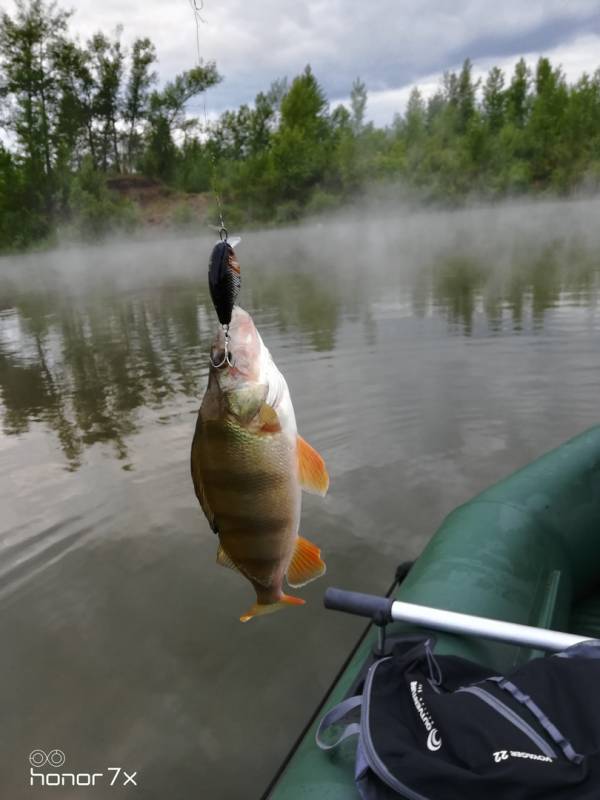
{"left": 28, "top": 748, "right": 138, "bottom": 788}
{"left": 29, "top": 750, "right": 66, "bottom": 768}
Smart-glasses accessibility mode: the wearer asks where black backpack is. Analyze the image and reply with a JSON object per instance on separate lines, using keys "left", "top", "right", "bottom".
{"left": 316, "top": 638, "right": 600, "bottom": 800}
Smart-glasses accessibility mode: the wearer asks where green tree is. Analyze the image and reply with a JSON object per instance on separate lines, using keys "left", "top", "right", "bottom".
{"left": 144, "top": 62, "right": 220, "bottom": 180}
{"left": 0, "top": 0, "right": 71, "bottom": 212}
{"left": 88, "top": 30, "right": 124, "bottom": 172}
{"left": 506, "top": 58, "right": 531, "bottom": 127}
{"left": 527, "top": 57, "right": 568, "bottom": 187}
{"left": 350, "top": 77, "right": 367, "bottom": 134}
{"left": 482, "top": 66, "right": 505, "bottom": 132}
{"left": 52, "top": 40, "right": 95, "bottom": 171}
{"left": 456, "top": 58, "right": 478, "bottom": 133}
{"left": 123, "top": 37, "right": 156, "bottom": 172}
{"left": 270, "top": 65, "right": 331, "bottom": 204}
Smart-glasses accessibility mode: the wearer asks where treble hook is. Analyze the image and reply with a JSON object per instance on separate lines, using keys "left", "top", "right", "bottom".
{"left": 210, "top": 324, "right": 235, "bottom": 368}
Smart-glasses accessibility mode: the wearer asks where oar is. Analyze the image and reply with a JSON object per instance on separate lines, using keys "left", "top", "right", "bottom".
{"left": 324, "top": 588, "right": 598, "bottom": 652}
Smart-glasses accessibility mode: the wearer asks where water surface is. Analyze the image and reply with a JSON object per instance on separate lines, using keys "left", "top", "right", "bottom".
{"left": 2, "top": 199, "right": 600, "bottom": 798}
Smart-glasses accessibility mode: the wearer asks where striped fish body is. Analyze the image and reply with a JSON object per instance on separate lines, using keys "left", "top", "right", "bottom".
{"left": 191, "top": 306, "right": 329, "bottom": 622}
{"left": 192, "top": 415, "right": 300, "bottom": 603}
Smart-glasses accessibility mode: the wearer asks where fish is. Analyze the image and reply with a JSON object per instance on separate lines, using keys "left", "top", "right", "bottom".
{"left": 191, "top": 306, "right": 329, "bottom": 622}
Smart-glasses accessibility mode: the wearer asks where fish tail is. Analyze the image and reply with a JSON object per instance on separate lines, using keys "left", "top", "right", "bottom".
{"left": 239, "top": 593, "right": 305, "bottom": 623}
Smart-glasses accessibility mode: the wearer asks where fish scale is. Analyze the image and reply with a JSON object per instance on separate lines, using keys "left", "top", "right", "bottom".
{"left": 196, "top": 418, "right": 298, "bottom": 579}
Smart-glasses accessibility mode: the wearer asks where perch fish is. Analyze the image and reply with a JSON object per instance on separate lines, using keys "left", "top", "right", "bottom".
{"left": 191, "top": 305, "right": 329, "bottom": 622}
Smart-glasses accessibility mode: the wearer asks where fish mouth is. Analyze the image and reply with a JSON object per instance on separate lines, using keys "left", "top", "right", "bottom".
{"left": 210, "top": 347, "right": 235, "bottom": 369}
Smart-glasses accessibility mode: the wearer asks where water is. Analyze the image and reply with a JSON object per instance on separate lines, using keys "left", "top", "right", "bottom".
{"left": 2, "top": 198, "right": 600, "bottom": 799}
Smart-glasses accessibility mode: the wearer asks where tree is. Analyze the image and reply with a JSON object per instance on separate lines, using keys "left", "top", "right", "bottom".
{"left": 270, "top": 65, "right": 331, "bottom": 203}
{"left": 0, "top": 0, "right": 71, "bottom": 211}
{"left": 52, "top": 40, "right": 95, "bottom": 171}
{"left": 482, "top": 66, "right": 505, "bottom": 132}
{"left": 456, "top": 58, "right": 478, "bottom": 133}
{"left": 404, "top": 87, "right": 426, "bottom": 143}
{"left": 527, "top": 57, "right": 568, "bottom": 185}
{"left": 145, "top": 62, "right": 220, "bottom": 181}
{"left": 350, "top": 77, "right": 367, "bottom": 134}
{"left": 123, "top": 37, "right": 156, "bottom": 172}
{"left": 506, "top": 58, "right": 530, "bottom": 127}
{"left": 88, "top": 30, "right": 124, "bottom": 172}
{"left": 148, "top": 62, "right": 220, "bottom": 133}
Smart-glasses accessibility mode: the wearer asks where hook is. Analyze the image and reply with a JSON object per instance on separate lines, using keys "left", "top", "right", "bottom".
{"left": 210, "top": 325, "right": 235, "bottom": 368}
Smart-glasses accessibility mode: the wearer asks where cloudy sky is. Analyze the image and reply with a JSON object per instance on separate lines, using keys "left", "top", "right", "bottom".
{"left": 27, "top": 0, "right": 600, "bottom": 125}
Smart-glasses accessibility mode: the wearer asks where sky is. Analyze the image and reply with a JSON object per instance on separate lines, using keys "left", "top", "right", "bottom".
{"left": 12, "top": 0, "right": 600, "bottom": 126}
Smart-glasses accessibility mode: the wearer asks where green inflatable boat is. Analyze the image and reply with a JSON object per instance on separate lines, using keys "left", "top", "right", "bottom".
{"left": 263, "top": 425, "right": 600, "bottom": 799}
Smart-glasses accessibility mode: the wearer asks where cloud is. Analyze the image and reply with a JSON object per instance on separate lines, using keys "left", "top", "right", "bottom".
{"left": 345, "top": 31, "right": 600, "bottom": 127}
{"left": 6, "top": 0, "right": 599, "bottom": 125}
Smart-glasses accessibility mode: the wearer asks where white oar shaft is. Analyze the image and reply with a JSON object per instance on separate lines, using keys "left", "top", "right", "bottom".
{"left": 390, "top": 600, "right": 594, "bottom": 652}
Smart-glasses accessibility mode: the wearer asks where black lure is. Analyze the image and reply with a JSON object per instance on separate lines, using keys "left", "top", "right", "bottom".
{"left": 208, "top": 241, "right": 241, "bottom": 326}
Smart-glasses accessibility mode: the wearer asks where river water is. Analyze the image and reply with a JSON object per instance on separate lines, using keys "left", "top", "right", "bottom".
{"left": 2, "top": 199, "right": 600, "bottom": 799}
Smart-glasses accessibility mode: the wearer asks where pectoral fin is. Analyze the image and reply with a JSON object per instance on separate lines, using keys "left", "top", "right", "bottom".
{"left": 258, "top": 403, "right": 281, "bottom": 433}
{"left": 287, "top": 536, "right": 326, "bottom": 587}
{"left": 297, "top": 435, "right": 329, "bottom": 496}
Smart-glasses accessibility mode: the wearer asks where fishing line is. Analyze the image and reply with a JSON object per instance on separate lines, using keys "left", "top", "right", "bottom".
{"left": 186, "top": 0, "right": 228, "bottom": 240}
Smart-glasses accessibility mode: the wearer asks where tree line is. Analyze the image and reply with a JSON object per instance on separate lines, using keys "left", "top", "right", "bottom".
{"left": 1, "top": 0, "right": 600, "bottom": 251}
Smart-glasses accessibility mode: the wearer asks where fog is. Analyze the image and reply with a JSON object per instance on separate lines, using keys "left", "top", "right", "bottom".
{"left": 2, "top": 194, "right": 600, "bottom": 294}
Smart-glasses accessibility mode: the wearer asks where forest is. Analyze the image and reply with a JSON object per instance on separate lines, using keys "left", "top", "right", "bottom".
{"left": 1, "top": 0, "right": 600, "bottom": 251}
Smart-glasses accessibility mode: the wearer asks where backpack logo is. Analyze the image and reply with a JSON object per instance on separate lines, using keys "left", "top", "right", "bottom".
{"left": 493, "top": 750, "right": 553, "bottom": 764}
{"left": 427, "top": 729, "right": 442, "bottom": 752}
{"left": 410, "top": 681, "right": 442, "bottom": 752}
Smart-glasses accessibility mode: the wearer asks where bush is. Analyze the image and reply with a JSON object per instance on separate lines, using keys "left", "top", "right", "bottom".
{"left": 305, "top": 188, "right": 340, "bottom": 216}
{"left": 170, "top": 202, "right": 196, "bottom": 229}
{"left": 68, "top": 159, "right": 140, "bottom": 240}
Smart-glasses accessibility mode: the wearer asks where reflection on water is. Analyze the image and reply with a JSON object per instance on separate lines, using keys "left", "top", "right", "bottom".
{"left": 2, "top": 219, "right": 599, "bottom": 469}
{"left": 2, "top": 200, "right": 600, "bottom": 800}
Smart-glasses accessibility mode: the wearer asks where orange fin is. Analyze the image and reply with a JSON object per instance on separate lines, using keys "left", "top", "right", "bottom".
{"left": 239, "top": 594, "right": 305, "bottom": 623}
{"left": 216, "top": 544, "right": 242, "bottom": 574}
{"left": 287, "top": 536, "right": 327, "bottom": 587}
{"left": 259, "top": 403, "right": 281, "bottom": 433}
{"left": 297, "top": 435, "right": 329, "bottom": 496}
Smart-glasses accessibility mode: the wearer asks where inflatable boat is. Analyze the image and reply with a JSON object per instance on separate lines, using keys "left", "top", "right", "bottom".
{"left": 263, "top": 425, "right": 600, "bottom": 799}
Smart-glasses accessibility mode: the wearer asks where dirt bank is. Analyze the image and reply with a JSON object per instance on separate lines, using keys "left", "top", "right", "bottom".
{"left": 106, "top": 175, "right": 210, "bottom": 228}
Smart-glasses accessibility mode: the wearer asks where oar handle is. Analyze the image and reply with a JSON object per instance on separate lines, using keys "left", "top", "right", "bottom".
{"left": 325, "top": 587, "right": 598, "bottom": 652}
{"left": 324, "top": 588, "right": 394, "bottom": 623}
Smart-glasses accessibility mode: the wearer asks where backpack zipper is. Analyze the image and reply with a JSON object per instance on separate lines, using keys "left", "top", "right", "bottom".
{"left": 457, "top": 686, "right": 556, "bottom": 759}
{"left": 361, "top": 658, "right": 431, "bottom": 800}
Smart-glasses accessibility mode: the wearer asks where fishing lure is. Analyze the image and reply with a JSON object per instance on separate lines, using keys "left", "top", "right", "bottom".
{"left": 208, "top": 235, "right": 241, "bottom": 326}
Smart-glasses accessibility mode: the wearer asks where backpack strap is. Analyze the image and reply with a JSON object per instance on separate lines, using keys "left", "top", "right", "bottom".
{"left": 315, "top": 695, "right": 362, "bottom": 751}
{"left": 487, "top": 677, "right": 584, "bottom": 764}
{"left": 555, "top": 641, "right": 600, "bottom": 659}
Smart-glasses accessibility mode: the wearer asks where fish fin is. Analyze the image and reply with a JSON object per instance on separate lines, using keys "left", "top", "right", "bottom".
{"left": 239, "top": 594, "right": 305, "bottom": 623}
{"left": 287, "top": 536, "right": 327, "bottom": 587}
{"left": 216, "top": 545, "right": 242, "bottom": 574}
{"left": 297, "top": 435, "right": 329, "bottom": 496}
{"left": 258, "top": 403, "right": 281, "bottom": 433}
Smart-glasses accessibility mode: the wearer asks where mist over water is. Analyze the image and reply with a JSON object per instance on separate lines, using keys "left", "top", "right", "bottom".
{"left": 2, "top": 197, "right": 600, "bottom": 799}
